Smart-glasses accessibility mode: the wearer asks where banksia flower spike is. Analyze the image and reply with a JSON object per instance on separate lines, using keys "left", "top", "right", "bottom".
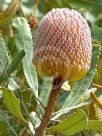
{"left": 33, "top": 8, "right": 92, "bottom": 81}
{"left": 33, "top": 9, "right": 92, "bottom": 136}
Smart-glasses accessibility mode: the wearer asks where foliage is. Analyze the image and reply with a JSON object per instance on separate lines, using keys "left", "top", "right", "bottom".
{"left": 47, "top": 110, "right": 88, "bottom": 135}
{"left": 0, "top": 0, "right": 102, "bottom": 136}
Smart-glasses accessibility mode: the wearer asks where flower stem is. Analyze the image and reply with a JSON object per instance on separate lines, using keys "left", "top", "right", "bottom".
{"left": 34, "top": 77, "right": 64, "bottom": 136}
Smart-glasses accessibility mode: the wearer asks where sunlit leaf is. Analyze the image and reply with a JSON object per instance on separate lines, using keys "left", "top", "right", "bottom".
{"left": 1, "top": 88, "right": 27, "bottom": 124}
{"left": 87, "top": 120, "right": 102, "bottom": 130}
{"left": 48, "top": 110, "right": 88, "bottom": 135}
{"left": 12, "top": 17, "right": 38, "bottom": 97}
{"left": 0, "top": 37, "right": 10, "bottom": 77}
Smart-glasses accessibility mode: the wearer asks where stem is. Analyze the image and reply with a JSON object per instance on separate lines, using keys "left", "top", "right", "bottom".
{"left": 92, "top": 83, "right": 102, "bottom": 91}
{"left": 19, "top": 127, "right": 27, "bottom": 136}
{"left": 34, "top": 77, "right": 64, "bottom": 136}
{"left": 90, "top": 92, "right": 102, "bottom": 109}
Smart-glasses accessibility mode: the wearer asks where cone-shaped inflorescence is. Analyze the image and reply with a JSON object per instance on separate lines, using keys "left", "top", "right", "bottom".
{"left": 33, "top": 8, "right": 92, "bottom": 81}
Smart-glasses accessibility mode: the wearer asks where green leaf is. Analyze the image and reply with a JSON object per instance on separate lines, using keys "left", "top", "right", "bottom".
{"left": 87, "top": 120, "right": 102, "bottom": 130}
{"left": 39, "top": 77, "right": 53, "bottom": 109}
{"left": 0, "top": 114, "right": 9, "bottom": 136}
{"left": 65, "top": 0, "right": 102, "bottom": 15}
{"left": 5, "top": 49, "right": 25, "bottom": 77}
{"left": 34, "top": 77, "right": 52, "bottom": 127}
{"left": 53, "top": 45, "right": 100, "bottom": 119}
{"left": 1, "top": 88, "right": 27, "bottom": 124}
{"left": 12, "top": 17, "right": 38, "bottom": 97}
{"left": 0, "top": 112, "right": 18, "bottom": 136}
{"left": 54, "top": 90, "right": 102, "bottom": 118}
{"left": 8, "top": 77, "right": 20, "bottom": 92}
{"left": 48, "top": 110, "right": 88, "bottom": 136}
{"left": 0, "top": 37, "right": 10, "bottom": 77}
{"left": 91, "top": 25, "right": 102, "bottom": 44}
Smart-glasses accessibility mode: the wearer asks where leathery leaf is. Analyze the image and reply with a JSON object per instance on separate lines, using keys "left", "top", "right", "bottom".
{"left": 47, "top": 109, "right": 88, "bottom": 135}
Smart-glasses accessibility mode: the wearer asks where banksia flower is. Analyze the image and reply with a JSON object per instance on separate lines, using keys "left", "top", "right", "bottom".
{"left": 33, "top": 8, "right": 92, "bottom": 81}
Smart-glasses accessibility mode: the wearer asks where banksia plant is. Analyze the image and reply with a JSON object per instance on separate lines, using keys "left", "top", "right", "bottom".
{"left": 33, "top": 8, "right": 92, "bottom": 81}
{"left": 33, "top": 8, "right": 92, "bottom": 136}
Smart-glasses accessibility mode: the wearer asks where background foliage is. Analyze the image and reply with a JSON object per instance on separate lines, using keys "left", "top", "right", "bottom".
{"left": 0, "top": 0, "right": 102, "bottom": 136}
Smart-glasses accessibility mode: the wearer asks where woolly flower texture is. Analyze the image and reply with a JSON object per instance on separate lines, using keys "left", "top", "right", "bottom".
{"left": 33, "top": 8, "right": 92, "bottom": 81}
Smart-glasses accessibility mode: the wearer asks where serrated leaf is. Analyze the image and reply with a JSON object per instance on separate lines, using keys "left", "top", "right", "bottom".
{"left": 53, "top": 45, "right": 100, "bottom": 119}
{"left": 0, "top": 37, "right": 10, "bottom": 77}
{"left": 0, "top": 0, "right": 20, "bottom": 26}
{"left": 48, "top": 110, "right": 88, "bottom": 136}
{"left": 87, "top": 120, "right": 102, "bottom": 130}
{"left": 0, "top": 88, "right": 27, "bottom": 124}
{"left": 53, "top": 90, "right": 102, "bottom": 118}
{"left": 12, "top": 17, "right": 38, "bottom": 97}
